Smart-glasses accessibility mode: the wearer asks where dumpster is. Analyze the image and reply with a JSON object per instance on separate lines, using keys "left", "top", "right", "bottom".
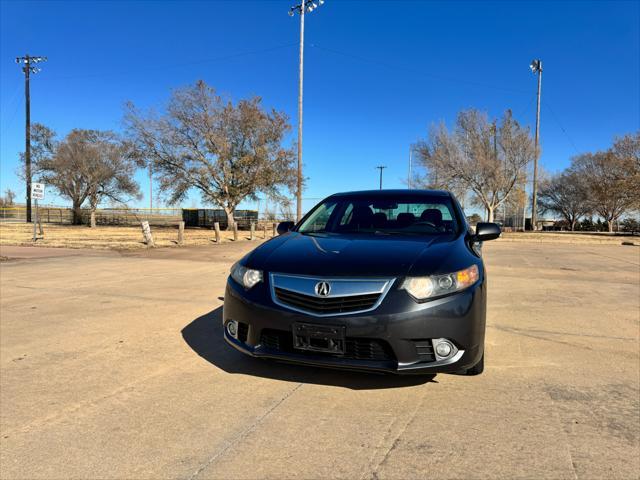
{"left": 181, "top": 209, "right": 258, "bottom": 229}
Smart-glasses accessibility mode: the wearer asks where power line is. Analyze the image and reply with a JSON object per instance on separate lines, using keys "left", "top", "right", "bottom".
{"left": 48, "top": 43, "right": 298, "bottom": 81}
{"left": 310, "top": 43, "right": 530, "bottom": 95}
{"left": 514, "top": 92, "right": 537, "bottom": 120}
{"left": 1, "top": 80, "right": 22, "bottom": 118}
{"left": 543, "top": 101, "right": 581, "bottom": 155}
{"left": 0, "top": 81, "right": 24, "bottom": 137}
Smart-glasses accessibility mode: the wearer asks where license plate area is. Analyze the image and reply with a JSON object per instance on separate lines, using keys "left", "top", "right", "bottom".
{"left": 293, "top": 323, "right": 345, "bottom": 354}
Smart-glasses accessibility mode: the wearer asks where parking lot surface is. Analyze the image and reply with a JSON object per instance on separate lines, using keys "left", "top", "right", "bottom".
{"left": 1, "top": 241, "right": 638, "bottom": 479}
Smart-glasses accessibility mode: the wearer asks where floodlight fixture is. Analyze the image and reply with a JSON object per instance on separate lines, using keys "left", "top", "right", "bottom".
{"left": 530, "top": 59, "right": 542, "bottom": 74}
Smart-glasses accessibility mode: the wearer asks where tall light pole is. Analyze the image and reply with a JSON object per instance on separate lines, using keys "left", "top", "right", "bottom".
{"left": 16, "top": 54, "right": 47, "bottom": 223}
{"left": 376, "top": 165, "right": 387, "bottom": 190}
{"left": 289, "top": 0, "right": 324, "bottom": 222}
{"left": 530, "top": 59, "right": 543, "bottom": 231}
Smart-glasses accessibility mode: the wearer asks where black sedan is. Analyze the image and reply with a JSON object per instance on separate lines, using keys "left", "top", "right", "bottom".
{"left": 222, "top": 190, "right": 500, "bottom": 375}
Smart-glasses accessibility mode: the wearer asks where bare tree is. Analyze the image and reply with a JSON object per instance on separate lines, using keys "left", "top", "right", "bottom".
{"left": 2, "top": 189, "right": 16, "bottom": 206}
{"left": 612, "top": 132, "right": 640, "bottom": 169}
{"left": 18, "top": 123, "right": 57, "bottom": 180}
{"left": 34, "top": 129, "right": 141, "bottom": 226}
{"left": 278, "top": 197, "right": 295, "bottom": 222}
{"left": 612, "top": 131, "right": 640, "bottom": 212}
{"left": 538, "top": 171, "right": 591, "bottom": 231}
{"left": 572, "top": 146, "right": 638, "bottom": 232}
{"left": 415, "top": 110, "right": 535, "bottom": 222}
{"left": 125, "top": 81, "right": 296, "bottom": 230}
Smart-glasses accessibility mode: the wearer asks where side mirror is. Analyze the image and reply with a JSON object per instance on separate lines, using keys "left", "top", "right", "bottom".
{"left": 277, "top": 221, "right": 295, "bottom": 235}
{"left": 475, "top": 222, "right": 501, "bottom": 241}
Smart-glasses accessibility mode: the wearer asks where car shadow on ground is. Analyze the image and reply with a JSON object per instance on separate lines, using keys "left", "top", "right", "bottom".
{"left": 181, "top": 307, "right": 436, "bottom": 390}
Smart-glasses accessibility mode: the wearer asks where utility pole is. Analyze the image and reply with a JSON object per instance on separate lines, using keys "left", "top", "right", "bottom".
{"left": 15, "top": 54, "right": 47, "bottom": 223}
{"left": 289, "top": 0, "right": 324, "bottom": 222}
{"left": 149, "top": 163, "right": 153, "bottom": 211}
{"left": 376, "top": 165, "right": 387, "bottom": 190}
{"left": 530, "top": 59, "right": 543, "bottom": 231}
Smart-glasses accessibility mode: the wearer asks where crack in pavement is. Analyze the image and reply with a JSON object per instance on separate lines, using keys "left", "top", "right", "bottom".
{"left": 1, "top": 356, "right": 199, "bottom": 437}
{"left": 585, "top": 250, "right": 640, "bottom": 267}
{"left": 490, "top": 324, "right": 638, "bottom": 342}
{"left": 187, "top": 382, "right": 303, "bottom": 480}
{"left": 363, "top": 388, "right": 428, "bottom": 480}
{"left": 546, "top": 390, "right": 579, "bottom": 480}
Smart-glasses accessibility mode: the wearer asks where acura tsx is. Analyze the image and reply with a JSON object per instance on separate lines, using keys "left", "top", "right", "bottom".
{"left": 222, "top": 190, "right": 501, "bottom": 375}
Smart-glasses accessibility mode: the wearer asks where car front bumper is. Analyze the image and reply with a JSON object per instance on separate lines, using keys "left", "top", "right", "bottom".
{"left": 222, "top": 277, "right": 486, "bottom": 375}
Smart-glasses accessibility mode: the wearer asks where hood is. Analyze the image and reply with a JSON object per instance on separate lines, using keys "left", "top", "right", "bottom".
{"left": 244, "top": 232, "right": 462, "bottom": 277}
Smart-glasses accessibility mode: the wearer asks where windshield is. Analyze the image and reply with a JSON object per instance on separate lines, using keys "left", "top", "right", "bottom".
{"left": 298, "top": 194, "right": 460, "bottom": 235}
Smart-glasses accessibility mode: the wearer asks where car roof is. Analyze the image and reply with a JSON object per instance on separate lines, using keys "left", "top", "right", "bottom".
{"left": 329, "top": 189, "right": 451, "bottom": 198}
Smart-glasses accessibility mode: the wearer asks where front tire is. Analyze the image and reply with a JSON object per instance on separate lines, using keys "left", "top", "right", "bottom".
{"left": 464, "top": 352, "right": 484, "bottom": 375}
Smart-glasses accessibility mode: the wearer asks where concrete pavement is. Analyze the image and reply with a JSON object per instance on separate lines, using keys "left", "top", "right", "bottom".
{"left": 0, "top": 241, "right": 638, "bottom": 479}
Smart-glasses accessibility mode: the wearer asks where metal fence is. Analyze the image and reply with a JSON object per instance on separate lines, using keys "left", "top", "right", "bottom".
{"left": 0, "top": 206, "right": 263, "bottom": 229}
{"left": 1, "top": 206, "right": 182, "bottom": 226}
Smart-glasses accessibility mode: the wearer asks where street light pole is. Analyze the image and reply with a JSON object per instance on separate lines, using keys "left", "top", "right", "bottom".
{"left": 296, "top": 4, "right": 304, "bottom": 222}
{"left": 530, "top": 59, "right": 543, "bottom": 231}
{"left": 376, "top": 165, "right": 387, "bottom": 190}
{"left": 289, "top": 0, "right": 324, "bottom": 222}
{"left": 16, "top": 54, "right": 47, "bottom": 223}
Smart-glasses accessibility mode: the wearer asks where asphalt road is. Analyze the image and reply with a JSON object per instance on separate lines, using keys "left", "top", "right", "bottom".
{"left": 1, "top": 241, "right": 638, "bottom": 479}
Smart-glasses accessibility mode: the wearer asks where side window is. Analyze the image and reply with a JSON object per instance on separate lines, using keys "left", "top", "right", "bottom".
{"left": 339, "top": 204, "right": 354, "bottom": 226}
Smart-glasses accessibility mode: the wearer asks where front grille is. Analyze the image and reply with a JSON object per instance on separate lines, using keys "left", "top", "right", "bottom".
{"left": 413, "top": 340, "right": 436, "bottom": 363}
{"left": 274, "top": 288, "right": 381, "bottom": 315}
{"left": 260, "top": 329, "right": 395, "bottom": 362}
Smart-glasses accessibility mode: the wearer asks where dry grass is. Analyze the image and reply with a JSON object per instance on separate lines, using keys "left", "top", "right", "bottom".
{"left": 500, "top": 231, "right": 638, "bottom": 245}
{"left": 0, "top": 222, "right": 275, "bottom": 250}
{"left": 1, "top": 222, "right": 636, "bottom": 251}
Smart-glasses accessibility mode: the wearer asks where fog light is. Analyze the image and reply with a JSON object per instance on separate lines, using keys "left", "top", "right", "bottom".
{"left": 227, "top": 320, "right": 238, "bottom": 338}
{"left": 435, "top": 340, "right": 453, "bottom": 358}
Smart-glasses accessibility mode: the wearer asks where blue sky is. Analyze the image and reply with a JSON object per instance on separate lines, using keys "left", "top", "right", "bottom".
{"left": 1, "top": 0, "right": 638, "bottom": 213}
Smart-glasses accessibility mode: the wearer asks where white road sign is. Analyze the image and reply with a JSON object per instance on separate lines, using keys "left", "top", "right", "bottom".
{"left": 31, "top": 183, "right": 45, "bottom": 200}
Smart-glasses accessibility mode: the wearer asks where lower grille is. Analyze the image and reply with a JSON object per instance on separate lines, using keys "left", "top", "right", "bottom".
{"left": 260, "top": 329, "right": 395, "bottom": 362}
{"left": 413, "top": 340, "right": 436, "bottom": 363}
{"left": 274, "top": 287, "right": 380, "bottom": 315}
{"left": 237, "top": 322, "right": 249, "bottom": 342}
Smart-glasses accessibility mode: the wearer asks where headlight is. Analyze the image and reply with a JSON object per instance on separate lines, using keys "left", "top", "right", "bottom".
{"left": 401, "top": 264, "right": 479, "bottom": 301}
{"left": 230, "top": 261, "right": 263, "bottom": 289}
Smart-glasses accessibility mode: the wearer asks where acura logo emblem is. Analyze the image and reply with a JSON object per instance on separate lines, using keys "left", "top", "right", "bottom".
{"left": 315, "top": 281, "right": 331, "bottom": 297}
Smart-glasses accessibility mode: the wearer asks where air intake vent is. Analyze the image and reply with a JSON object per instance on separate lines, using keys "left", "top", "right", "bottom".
{"left": 237, "top": 322, "right": 249, "bottom": 342}
{"left": 413, "top": 340, "right": 436, "bottom": 363}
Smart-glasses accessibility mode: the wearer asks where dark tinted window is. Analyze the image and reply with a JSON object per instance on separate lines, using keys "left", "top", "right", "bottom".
{"left": 298, "top": 195, "right": 459, "bottom": 235}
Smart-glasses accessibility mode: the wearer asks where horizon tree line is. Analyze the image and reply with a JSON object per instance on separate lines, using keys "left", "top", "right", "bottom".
{"left": 413, "top": 109, "right": 639, "bottom": 231}
{"left": 18, "top": 80, "right": 639, "bottom": 231}
{"left": 23, "top": 80, "right": 297, "bottom": 229}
